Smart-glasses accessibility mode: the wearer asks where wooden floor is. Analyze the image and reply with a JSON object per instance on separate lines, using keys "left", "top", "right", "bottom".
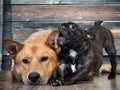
{"left": 0, "top": 71, "right": 120, "bottom": 90}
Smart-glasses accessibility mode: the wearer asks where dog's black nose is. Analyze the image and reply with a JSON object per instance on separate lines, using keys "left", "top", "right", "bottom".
{"left": 28, "top": 72, "right": 40, "bottom": 83}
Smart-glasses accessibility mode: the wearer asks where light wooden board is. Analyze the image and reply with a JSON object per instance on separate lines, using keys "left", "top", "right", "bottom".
{"left": 4, "top": 6, "right": 120, "bottom": 21}
{"left": 4, "top": 0, "right": 120, "bottom": 6}
{"left": 0, "top": 71, "right": 120, "bottom": 90}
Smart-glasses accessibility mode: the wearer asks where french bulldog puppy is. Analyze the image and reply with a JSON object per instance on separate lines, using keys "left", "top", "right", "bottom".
{"left": 49, "top": 21, "right": 116, "bottom": 86}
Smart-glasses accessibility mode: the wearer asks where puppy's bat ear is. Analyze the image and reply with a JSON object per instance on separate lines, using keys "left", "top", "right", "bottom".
{"left": 4, "top": 39, "right": 24, "bottom": 59}
{"left": 46, "top": 30, "right": 61, "bottom": 54}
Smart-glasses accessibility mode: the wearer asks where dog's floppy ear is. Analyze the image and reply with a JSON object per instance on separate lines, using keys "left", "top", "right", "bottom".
{"left": 46, "top": 30, "right": 61, "bottom": 54}
{"left": 4, "top": 39, "right": 24, "bottom": 59}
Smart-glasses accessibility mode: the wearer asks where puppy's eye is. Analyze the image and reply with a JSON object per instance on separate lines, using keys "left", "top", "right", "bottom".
{"left": 61, "top": 25, "right": 66, "bottom": 29}
{"left": 69, "top": 24, "right": 76, "bottom": 30}
{"left": 61, "top": 24, "right": 66, "bottom": 28}
{"left": 22, "top": 59, "right": 29, "bottom": 64}
{"left": 41, "top": 56, "right": 48, "bottom": 62}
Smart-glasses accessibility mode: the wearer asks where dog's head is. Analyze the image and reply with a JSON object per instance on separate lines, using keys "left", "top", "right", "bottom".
{"left": 58, "top": 22, "right": 79, "bottom": 39}
{"left": 4, "top": 30, "right": 60, "bottom": 85}
{"left": 58, "top": 22, "right": 89, "bottom": 48}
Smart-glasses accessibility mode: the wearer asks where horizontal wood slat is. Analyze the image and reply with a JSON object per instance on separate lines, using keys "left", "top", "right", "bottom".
{"left": 4, "top": 0, "right": 120, "bottom": 6}
{"left": 3, "top": 4, "right": 120, "bottom": 56}
{"left": 3, "top": 21, "right": 120, "bottom": 38}
{"left": 4, "top": 0, "right": 60, "bottom": 5}
{"left": 3, "top": 22, "right": 120, "bottom": 55}
{"left": 3, "top": 29, "right": 120, "bottom": 55}
{"left": 0, "top": 71, "right": 120, "bottom": 90}
{"left": 4, "top": 5, "right": 120, "bottom": 22}
{"left": 59, "top": 0, "right": 120, "bottom": 6}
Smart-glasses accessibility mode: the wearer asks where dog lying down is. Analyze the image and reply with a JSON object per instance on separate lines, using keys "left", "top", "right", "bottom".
{"left": 4, "top": 29, "right": 61, "bottom": 85}
{"left": 49, "top": 21, "right": 117, "bottom": 86}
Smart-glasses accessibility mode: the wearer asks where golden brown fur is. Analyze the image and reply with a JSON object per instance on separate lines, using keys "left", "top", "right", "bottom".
{"left": 4, "top": 30, "right": 60, "bottom": 85}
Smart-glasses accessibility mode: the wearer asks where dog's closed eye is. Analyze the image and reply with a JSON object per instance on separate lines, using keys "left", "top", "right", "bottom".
{"left": 22, "top": 59, "right": 29, "bottom": 64}
{"left": 41, "top": 56, "right": 48, "bottom": 62}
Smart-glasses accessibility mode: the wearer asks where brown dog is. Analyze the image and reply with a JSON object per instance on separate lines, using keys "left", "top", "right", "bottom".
{"left": 4, "top": 29, "right": 60, "bottom": 85}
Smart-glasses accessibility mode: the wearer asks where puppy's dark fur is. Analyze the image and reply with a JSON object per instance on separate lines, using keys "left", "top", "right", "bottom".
{"left": 86, "top": 21, "right": 116, "bottom": 79}
{"left": 49, "top": 21, "right": 117, "bottom": 86}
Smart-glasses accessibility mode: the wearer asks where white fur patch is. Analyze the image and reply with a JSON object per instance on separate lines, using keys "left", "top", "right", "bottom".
{"left": 71, "top": 64, "right": 76, "bottom": 73}
{"left": 69, "top": 49, "right": 77, "bottom": 73}
{"left": 69, "top": 49, "right": 77, "bottom": 58}
{"left": 59, "top": 64, "right": 66, "bottom": 71}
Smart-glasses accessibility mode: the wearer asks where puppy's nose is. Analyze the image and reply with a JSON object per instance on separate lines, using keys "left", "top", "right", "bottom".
{"left": 28, "top": 72, "right": 40, "bottom": 83}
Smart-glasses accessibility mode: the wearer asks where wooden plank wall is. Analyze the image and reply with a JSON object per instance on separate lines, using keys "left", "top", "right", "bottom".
{"left": 3, "top": 0, "right": 120, "bottom": 56}
{"left": 0, "top": 0, "right": 3, "bottom": 71}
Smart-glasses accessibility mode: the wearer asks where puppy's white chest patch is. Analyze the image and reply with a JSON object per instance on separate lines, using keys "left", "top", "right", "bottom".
{"left": 69, "top": 49, "right": 77, "bottom": 73}
{"left": 59, "top": 64, "right": 66, "bottom": 71}
{"left": 71, "top": 64, "right": 76, "bottom": 73}
{"left": 69, "top": 49, "right": 77, "bottom": 58}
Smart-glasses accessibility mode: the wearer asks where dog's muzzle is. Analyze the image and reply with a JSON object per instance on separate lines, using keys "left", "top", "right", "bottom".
{"left": 28, "top": 72, "right": 45, "bottom": 85}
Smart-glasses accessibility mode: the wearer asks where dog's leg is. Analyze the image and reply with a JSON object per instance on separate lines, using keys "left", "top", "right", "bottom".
{"left": 105, "top": 45, "right": 117, "bottom": 79}
{"left": 49, "top": 64, "right": 72, "bottom": 86}
{"left": 62, "top": 64, "right": 93, "bottom": 85}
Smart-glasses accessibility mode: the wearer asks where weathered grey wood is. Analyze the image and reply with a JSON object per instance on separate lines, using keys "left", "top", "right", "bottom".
{"left": 3, "top": 21, "right": 120, "bottom": 38}
{"left": 59, "top": 0, "right": 120, "bottom": 6}
{"left": 4, "top": 0, "right": 120, "bottom": 55}
{"left": 3, "top": 21, "right": 120, "bottom": 55}
{"left": 0, "top": 0, "right": 3, "bottom": 71}
{"left": 4, "top": 6, "right": 120, "bottom": 22}
{"left": 4, "top": 0, "right": 60, "bottom": 5}
{"left": 3, "top": 21, "right": 120, "bottom": 31}
{"left": 4, "top": 0, "right": 120, "bottom": 6}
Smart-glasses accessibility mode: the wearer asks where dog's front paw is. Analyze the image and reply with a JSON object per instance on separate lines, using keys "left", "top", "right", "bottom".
{"left": 108, "top": 72, "right": 116, "bottom": 79}
{"left": 49, "top": 79, "right": 62, "bottom": 86}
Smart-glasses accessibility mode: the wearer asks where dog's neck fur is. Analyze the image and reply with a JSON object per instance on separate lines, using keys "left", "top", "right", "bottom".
{"left": 68, "top": 39, "right": 90, "bottom": 64}
{"left": 77, "top": 40, "right": 90, "bottom": 56}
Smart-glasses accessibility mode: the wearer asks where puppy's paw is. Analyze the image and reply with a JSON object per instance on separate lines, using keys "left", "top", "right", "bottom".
{"left": 50, "top": 80, "right": 62, "bottom": 86}
{"left": 108, "top": 72, "right": 116, "bottom": 79}
{"left": 84, "top": 76, "right": 93, "bottom": 81}
{"left": 84, "top": 73, "right": 94, "bottom": 81}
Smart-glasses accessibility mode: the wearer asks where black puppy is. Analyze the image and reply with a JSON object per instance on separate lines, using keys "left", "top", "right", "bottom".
{"left": 49, "top": 21, "right": 116, "bottom": 86}
{"left": 49, "top": 22, "right": 96, "bottom": 86}
{"left": 86, "top": 21, "right": 116, "bottom": 79}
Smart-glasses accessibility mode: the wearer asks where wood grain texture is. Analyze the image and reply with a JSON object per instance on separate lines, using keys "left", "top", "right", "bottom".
{"left": 4, "top": 5, "right": 120, "bottom": 21}
{"left": 3, "top": 21, "right": 120, "bottom": 55}
{"left": 2, "top": 4, "right": 120, "bottom": 56}
{"left": 0, "top": 71, "right": 120, "bottom": 90}
{"left": 3, "top": 21, "right": 120, "bottom": 31}
{"left": 3, "top": 22, "right": 120, "bottom": 39}
{"left": 4, "top": 0, "right": 120, "bottom": 6}
{"left": 59, "top": 0, "right": 120, "bottom": 6}
{"left": 4, "top": 0, "right": 60, "bottom": 5}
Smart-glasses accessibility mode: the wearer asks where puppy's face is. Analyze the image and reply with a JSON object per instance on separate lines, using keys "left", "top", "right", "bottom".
{"left": 4, "top": 30, "right": 60, "bottom": 85}
{"left": 58, "top": 22, "right": 88, "bottom": 47}
{"left": 58, "top": 22, "right": 78, "bottom": 39}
